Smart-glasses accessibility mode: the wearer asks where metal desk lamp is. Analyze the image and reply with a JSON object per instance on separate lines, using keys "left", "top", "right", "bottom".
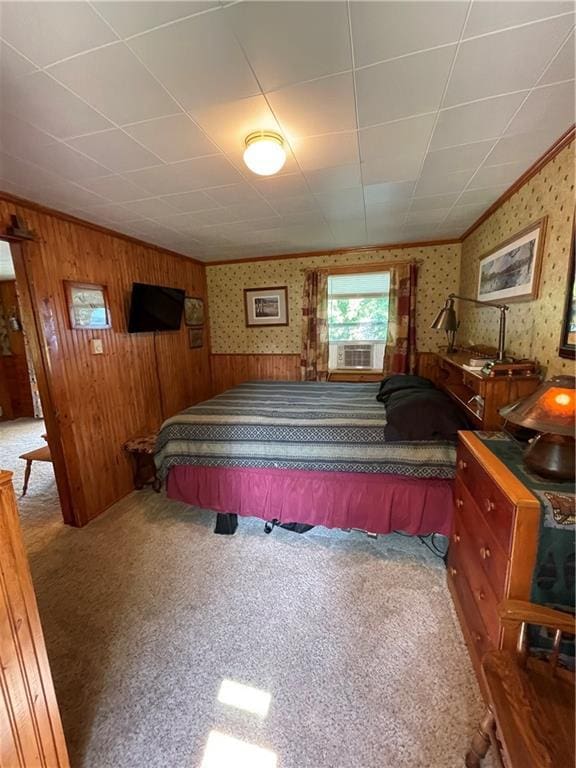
{"left": 500, "top": 375, "right": 575, "bottom": 482}
{"left": 431, "top": 293, "right": 510, "bottom": 360}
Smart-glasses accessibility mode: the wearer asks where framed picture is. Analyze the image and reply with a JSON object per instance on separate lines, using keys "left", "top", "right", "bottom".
{"left": 244, "top": 286, "right": 289, "bottom": 327}
{"left": 184, "top": 296, "right": 204, "bottom": 327}
{"left": 477, "top": 217, "right": 547, "bottom": 303}
{"left": 64, "top": 281, "right": 111, "bottom": 330}
{"left": 559, "top": 216, "right": 576, "bottom": 359}
{"left": 189, "top": 328, "right": 203, "bottom": 349}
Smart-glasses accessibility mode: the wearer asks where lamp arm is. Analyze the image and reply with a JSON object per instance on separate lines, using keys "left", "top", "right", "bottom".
{"left": 448, "top": 293, "right": 509, "bottom": 311}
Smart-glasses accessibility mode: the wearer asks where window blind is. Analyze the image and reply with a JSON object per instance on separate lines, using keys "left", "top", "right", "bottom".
{"left": 328, "top": 272, "right": 390, "bottom": 295}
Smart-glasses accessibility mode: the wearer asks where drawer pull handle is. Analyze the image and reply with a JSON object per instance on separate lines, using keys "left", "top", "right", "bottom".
{"left": 455, "top": 498, "right": 463, "bottom": 509}
{"left": 474, "top": 633, "right": 482, "bottom": 643}
{"left": 453, "top": 533, "right": 461, "bottom": 544}
{"left": 449, "top": 566, "right": 458, "bottom": 577}
{"left": 480, "top": 546, "right": 492, "bottom": 560}
{"left": 485, "top": 499, "right": 495, "bottom": 512}
{"left": 458, "top": 459, "right": 468, "bottom": 471}
{"left": 477, "top": 590, "right": 485, "bottom": 601}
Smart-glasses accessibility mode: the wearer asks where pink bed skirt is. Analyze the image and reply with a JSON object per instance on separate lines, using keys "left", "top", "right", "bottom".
{"left": 167, "top": 465, "right": 453, "bottom": 536}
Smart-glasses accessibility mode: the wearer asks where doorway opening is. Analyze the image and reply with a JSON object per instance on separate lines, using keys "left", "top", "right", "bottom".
{"left": 0, "top": 238, "right": 72, "bottom": 529}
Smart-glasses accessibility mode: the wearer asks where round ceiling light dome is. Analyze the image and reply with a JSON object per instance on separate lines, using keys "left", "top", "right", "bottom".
{"left": 243, "top": 131, "right": 286, "bottom": 176}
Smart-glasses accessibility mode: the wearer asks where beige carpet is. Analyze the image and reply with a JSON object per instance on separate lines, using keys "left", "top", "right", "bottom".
{"left": 1, "top": 419, "right": 491, "bottom": 768}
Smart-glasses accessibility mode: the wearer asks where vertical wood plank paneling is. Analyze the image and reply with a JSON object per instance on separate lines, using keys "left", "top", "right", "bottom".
{"left": 0, "top": 197, "right": 212, "bottom": 526}
{"left": 210, "top": 354, "right": 301, "bottom": 393}
{"left": 0, "top": 281, "right": 34, "bottom": 419}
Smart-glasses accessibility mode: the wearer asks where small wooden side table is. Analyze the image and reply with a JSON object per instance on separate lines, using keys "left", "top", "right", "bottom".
{"left": 123, "top": 434, "right": 161, "bottom": 492}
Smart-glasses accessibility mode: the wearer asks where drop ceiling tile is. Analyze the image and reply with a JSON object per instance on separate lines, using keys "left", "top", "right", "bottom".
{"left": 268, "top": 195, "right": 320, "bottom": 216}
{"left": 363, "top": 181, "right": 415, "bottom": 205}
{"left": 23, "top": 141, "right": 111, "bottom": 181}
{"left": 2, "top": 71, "right": 113, "bottom": 138}
{"left": 457, "top": 186, "right": 508, "bottom": 206}
{"left": 280, "top": 211, "right": 325, "bottom": 227}
{"left": 0, "top": 2, "right": 118, "bottom": 67}
{"left": 67, "top": 129, "right": 162, "bottom": 172}
{"left": 365, "top": 200, "right": 410, "bottom": 222}
{"left": 121, "top": 197, "right": 180, "bottom": 219}
{"left": 124, "top": 114, "right": 217, "bottom": 163}
{"left": 444, "top": 16, "right": 573, "bottom": 107}
{"left": 160, "top": 190, "right": 223, "bottom": 213}
{"left": 127, "top": 12, "right": 260, "bottom": 111}
{"left": 406, "top": 208, "right": 452, "bottom": 225}
{"left": 227, "top": 1, "right": 351, "bottom": 92}
{"left": 410, "top": 193, "right": 460, "bottom": 211}
{"left": 402, "top": 223, "right": 441, "bottom": 237}
{"left": 267, "top": 74, "right": 357, "bottom": 139}
{"left": 359, "top": 113, "right": 436, "bottom": 161}
{"left": 94, "top": 1, "right": 218, "bottom": 38}
{"left": 467, "top": 160, "right": 530, "bottom": 189}
{"left": 351, "top": 1, "right": 466, "bottom": 68}
{"left": 356, "top": 46, "right": 456, "bottom": 127}
{"left": 431, "top": 92, "right": 528, "bottom": 150}
{"left": 421, "top": 140, "right": 496, "bottom": 177}
{"left": 75, "top": 203, "right": 144, "bottom": 225}
{"left": 125, "top": 155, "right": 242, "bottom": 194}
{"left": 292, "top": 132, "right": 359, "bottom": 172}
{"left": 79, "top": 175, "right": 151, "bottom": 203}
{"left": 463, "top": 1, "right": 574, "bottom": 39}
{"left": 444, "top": 203, "right": 487, "bottom": 224}
{"left": 415, "top": 169, "right": 474, "bottom": 196}
{"left": 361, "top": 153, "right": 425, "bottom": 185}
{"left": 503, "top": 81, "right": 576, "bottom": 136}
{"left": 0, "top": 41, "right": 38, "bottom": 80}
{"left": 304, "top": 164, "right": 362, "bottom": 194}
{"left": 224, "top": 200, "right": 279, "bottom": 221}
{"left": 203, "top": 184, "right": 263, "bottom": 207}
{"left": 0, "top": 113, "right": 55, "bottom": 158}
{"left": 314, "top": 187, "right": 365, "bottom": 217}
{"left": 48, "top": 42, "right": 179, "bottom": 125}
{"left": 31, "top": 179, "right": 110, "bottom": 210}
{"left": 485, "top": 129, "right": 563, "bottom": 166}
{"left": 253, "top": 174, "right": 311, "bottom": 200}
{"left": 539, "top": 32, "right": 575, "bottom": 84}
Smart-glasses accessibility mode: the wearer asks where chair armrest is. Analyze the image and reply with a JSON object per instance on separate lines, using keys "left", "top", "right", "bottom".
{"left": 499, "top": 600, "right": 575, "bottom": 635}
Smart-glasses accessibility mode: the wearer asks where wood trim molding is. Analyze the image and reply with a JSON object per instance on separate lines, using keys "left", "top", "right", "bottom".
{"left": 0, "top": 190, "right": 204, "bottom": 267}
{"left": 205, "top": 239, "right": 460, "bottom": 267}
{"left": 461, "top": 125, "right": 575, "bottom": 241}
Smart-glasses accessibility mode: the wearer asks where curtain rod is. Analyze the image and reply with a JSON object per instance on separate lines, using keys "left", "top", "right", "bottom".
{"left": 300, "top": 258, "right": 422, "bottom": 274}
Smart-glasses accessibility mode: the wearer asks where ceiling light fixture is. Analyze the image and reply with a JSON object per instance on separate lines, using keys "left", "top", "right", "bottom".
{"left": 243, "top": 131, "right": 286, "bottom": 176}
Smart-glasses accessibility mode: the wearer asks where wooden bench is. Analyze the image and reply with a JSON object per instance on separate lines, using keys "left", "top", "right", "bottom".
{"left": 18, "top": 445, "right": 53, "bottom": 497}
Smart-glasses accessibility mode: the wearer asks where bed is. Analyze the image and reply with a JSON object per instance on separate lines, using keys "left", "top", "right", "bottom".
{"left": 155, "top": 381, "right": 457, "bottom": 536}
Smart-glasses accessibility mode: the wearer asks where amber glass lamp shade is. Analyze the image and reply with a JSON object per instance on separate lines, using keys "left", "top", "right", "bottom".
{"left": 500, "top": 376, "right": 575, "bottom": 482}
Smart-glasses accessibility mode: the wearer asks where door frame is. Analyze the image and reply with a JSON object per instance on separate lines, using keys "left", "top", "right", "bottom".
{"left": 3, "top": 236, "right": 75, "bottom": 525}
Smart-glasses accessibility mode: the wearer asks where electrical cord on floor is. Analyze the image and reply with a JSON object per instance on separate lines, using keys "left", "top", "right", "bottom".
{"left": 393, "top": 530, "right": 448, "bottom": 560}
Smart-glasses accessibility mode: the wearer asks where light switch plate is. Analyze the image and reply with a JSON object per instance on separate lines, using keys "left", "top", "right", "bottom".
{"left": 91, "top": 338, "right": 103, "bottom": 355}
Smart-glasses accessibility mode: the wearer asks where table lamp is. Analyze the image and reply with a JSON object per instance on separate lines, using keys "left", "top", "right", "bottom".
{"left": 431, "top": 293, "right": 510, "bottom": 360}
{"left": 499, "top": 375, "right": 575, "bottom": 482}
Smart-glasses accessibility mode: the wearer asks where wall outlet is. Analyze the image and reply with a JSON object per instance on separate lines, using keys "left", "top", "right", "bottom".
{"left": 90, "top": 338, "right": 103, "bottom": 355}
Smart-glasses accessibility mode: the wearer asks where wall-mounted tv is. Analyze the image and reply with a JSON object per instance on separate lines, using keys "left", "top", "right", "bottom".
{"left": 127, "top": 282, "right": 185, "bottom": 333}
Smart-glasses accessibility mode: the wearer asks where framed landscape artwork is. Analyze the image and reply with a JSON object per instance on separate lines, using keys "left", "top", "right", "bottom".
{"left": 184, "top": 297, "right": 204, "bottom": 327}
{"left": 477, "top": 217, "right": 547, "bottom": 303}
{"left": 64, "top": 281, "right": 111, "bottom": 330}
{"left": 244, "top": 286, "right": 289, "bottom": 327}
{"left": 189, "top": 328, "right": 203, "bottom": 348}
{"left": 559, "top": 216, "right": 575, "bottom": 359}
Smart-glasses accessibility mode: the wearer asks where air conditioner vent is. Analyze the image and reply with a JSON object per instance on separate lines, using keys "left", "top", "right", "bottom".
{"left": 337, "top": 344, "right": 373, "bottom": 369}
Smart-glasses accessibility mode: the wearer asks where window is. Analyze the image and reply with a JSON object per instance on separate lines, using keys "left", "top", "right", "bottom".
{"left": 327, "top": 272, "right": 390, "bottom": 370}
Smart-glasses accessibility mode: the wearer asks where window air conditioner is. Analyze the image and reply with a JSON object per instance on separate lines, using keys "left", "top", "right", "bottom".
{"left": 337, "top": 344, "right": 373, "bottom": 369}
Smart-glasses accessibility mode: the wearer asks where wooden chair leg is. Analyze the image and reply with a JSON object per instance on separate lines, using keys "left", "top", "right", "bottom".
{"left": 22, "top": 460, "right": 32, "bottom": 497}
{"left": 465, "top": 709, "right": 495, "bottom": 768}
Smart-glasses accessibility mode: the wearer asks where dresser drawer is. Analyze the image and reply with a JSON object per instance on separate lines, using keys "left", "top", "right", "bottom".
{"left": 456, "top": 442, "right": 515, "bottom": 551}
{"left": 449, "top": 514, "right": 501, "bottom": 646}
{"left": 447, "top": 552, "right": 493, "bottom": 663}
{"left": 454, "top": 477, "right": 509, "bottom": 601}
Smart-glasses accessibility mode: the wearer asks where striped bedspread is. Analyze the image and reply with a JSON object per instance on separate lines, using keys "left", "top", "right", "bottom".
{"left": 155, "top": 381, "right": 456, "bottom": 480}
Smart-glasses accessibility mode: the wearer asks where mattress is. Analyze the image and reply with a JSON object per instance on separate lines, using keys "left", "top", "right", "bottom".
{"left": 155, "top": 381, "right": 456, "bottom": 480}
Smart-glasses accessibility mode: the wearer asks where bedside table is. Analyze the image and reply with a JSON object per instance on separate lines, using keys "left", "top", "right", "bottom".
{"left": 448, "top": 431, "right": 575, "bottom": 694}
{"left": 123, "top": 434, "right": 161, "bottom": 493}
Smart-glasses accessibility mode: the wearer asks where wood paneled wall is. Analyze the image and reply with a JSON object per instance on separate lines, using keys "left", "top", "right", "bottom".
{"left": 0, "top": 197, "right": 212, "bottom": 526}
{"left": 0, "top": 280, "right": 34, "bottom": 419}
{"left": 211, "top": 354, "right": 300, "bottom": 393}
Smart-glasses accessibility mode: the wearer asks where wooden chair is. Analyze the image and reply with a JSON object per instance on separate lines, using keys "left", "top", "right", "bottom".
{"left": 466, "top": 600, "right": 575, "bottom": 768}
{"left": 18, "top": 445, "right": 53, "bottom": 496}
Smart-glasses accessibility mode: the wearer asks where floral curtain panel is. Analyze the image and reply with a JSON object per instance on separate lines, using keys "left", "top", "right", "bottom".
{"left": 383, "top": 262, "right": 418, "bottom": 376}
{"left": 301, "top": 270, "right": 329, "bottom": 381}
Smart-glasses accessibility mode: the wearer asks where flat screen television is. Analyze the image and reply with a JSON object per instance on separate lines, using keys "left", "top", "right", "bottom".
{"left": 127, "top": 282, "right": 185, "bottom": 333}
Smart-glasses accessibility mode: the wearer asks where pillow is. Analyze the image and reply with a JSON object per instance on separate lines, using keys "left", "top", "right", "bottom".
{"left": 378, "top": 377, "right": 470, "bottom": 442}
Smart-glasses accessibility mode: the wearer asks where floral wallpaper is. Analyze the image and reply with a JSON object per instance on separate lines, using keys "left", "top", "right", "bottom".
{"left": 207, "top": 244, "right": 461, "bottom": 354}
{"left": 459, "top": 140, "right": 575, "bottom": 376}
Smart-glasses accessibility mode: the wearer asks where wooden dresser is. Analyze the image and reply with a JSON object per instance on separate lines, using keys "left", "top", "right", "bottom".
{"left": 447, "top": 432, "right": 541, "bottom": 690}
{"left": 418, "top": 352, "right": 541, "bottom": 430}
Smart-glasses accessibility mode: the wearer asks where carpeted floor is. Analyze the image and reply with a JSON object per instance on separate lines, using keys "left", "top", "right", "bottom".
{"left": 1, "top": 419, "right": 491, "bottom": 768}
